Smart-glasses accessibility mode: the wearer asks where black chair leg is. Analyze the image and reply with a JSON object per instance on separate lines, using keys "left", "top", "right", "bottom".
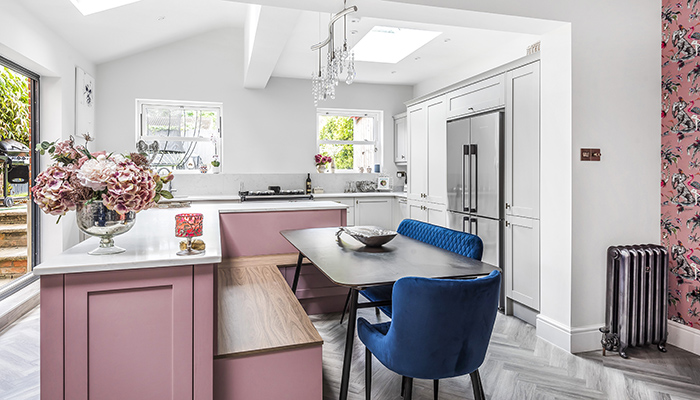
{"left": 401, "top": 376, "right": 407, "bottom": 397}
{"left": 433, "top": 379, "right": 439, "bottom": 400}
{"left": 339, "top": 289, "right": 351, "bottom": 324}
{"left": 470, "top": 369, "right": 485, "bottom": 400}
{"left": 403, "top": 377, "right": 413, "bottom": 400}
{"left": 365, "top": 348, "right": 372, "bottom": 400}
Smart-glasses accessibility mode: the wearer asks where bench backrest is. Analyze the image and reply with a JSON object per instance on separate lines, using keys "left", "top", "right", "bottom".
{"left": 396, "top": 219, "right": 483, "bottom": 261}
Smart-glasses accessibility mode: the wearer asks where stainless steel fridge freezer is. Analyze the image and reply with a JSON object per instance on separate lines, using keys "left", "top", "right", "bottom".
{"left": 446, "top": 211, "right": 501, "bottom": 269}
{"left": 446, "top": 111, "right": 503, "bottom": 220}
{"left": 446, "top": 110, "right": 504, "bottom": 307}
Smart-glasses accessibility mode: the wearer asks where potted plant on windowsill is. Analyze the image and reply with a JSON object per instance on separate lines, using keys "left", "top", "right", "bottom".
{"left": 32, "top": 136, "right": 174, "bottom": 255}
{"left": 314, "top": 153, "right": 332, "bottom": 173}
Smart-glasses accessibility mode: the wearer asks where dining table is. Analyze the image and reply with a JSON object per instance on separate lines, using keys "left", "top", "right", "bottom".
{"left": 280, "top": 226, "right": 500, "bottom": 400}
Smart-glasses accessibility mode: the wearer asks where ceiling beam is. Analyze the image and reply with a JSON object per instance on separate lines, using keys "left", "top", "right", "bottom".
{"left": 243, "top": 5, "right": 301, "bottom": 89}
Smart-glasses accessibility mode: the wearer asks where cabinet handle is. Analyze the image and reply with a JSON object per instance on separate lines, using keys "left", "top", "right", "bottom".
{"left": 468, "top": 107, "right": 474, "bottom": 111}
{"left": 356, "top": 200, "right": 359, "bottom": 205}
{"left": 505, "top": 221, "right": 510, "bottom": 227}
{"left": 401, "top": 155, "right": 405, "bottom": 159}
{"left": 505, "top": 203, "right": 510, "bottom": 209}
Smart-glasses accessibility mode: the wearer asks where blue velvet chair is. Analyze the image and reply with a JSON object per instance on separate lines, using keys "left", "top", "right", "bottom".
{"left": 341, "top": 219, "right": 484, "bottom": 321}
{"left": 358, "top": 270, "right": 501, "bottom": 400}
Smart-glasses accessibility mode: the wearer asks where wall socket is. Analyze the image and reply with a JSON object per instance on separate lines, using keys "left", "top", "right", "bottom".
{"left": 580, "top": 148, "right": 601, "bottom": 161}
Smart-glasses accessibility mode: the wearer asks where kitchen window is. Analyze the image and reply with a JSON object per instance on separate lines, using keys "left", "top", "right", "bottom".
{"left": 317, "top": 109, "right": 380, "bottom": 172}
{"left": 136, "top": 99, "right": 222, "bottom": 174}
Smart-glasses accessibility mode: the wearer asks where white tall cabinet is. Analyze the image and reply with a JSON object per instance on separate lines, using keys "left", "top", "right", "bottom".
{"left": 504, "top": 61, "right": 541, "bottom": 317}
{"left": 407, "top": 95, "right": 447, "bottom": 227}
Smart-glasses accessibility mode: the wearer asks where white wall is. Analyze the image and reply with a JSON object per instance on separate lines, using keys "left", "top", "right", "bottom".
{"left": 395, "top": 0, "right": 661, "bottom": 351}
{"left": 95, "top": 27, "right": 412, "bottom": 181}
{"left": 0, "top": 1, "right": 96, "bottom": 259}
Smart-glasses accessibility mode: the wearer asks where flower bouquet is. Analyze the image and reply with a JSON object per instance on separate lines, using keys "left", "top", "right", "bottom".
{"left": 33, "top": 138, "right": 173, "bottom": 217}
{"left": 32, "top": 137, "right": 174, "bottom": 254}
{"left": 314, "top": 153, "right": 332, "bottom": 173}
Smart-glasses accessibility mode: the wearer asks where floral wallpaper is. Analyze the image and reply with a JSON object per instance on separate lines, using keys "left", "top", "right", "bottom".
{"left": 662, "top": 0, "right": 700, "bottom": 330}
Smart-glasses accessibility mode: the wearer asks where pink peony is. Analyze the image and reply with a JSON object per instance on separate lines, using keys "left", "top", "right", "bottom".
{"left": 76, "top": 155, "right": 118, "bottom": 191}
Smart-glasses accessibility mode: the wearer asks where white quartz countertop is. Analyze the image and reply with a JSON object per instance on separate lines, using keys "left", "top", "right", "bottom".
{"left": 162, "top": 192, "right": 407, "bottom": 203}
{"left": 313, "top": 192, "right": 406, "bottom": 198}
{"left": 33, "top": 200, "right": 348, "bottom": 276}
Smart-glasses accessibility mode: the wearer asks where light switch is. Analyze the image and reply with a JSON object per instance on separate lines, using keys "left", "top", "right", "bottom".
{"left": 581, "top": 148, "right": 601, "bottom": 161}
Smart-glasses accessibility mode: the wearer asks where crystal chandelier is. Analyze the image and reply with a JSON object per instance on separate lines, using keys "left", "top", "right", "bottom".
{"left": 311, "top": 1, "right": 357, "bottom": 105}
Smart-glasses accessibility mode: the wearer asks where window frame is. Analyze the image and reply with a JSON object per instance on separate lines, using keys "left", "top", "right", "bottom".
{"left": 316, "top": 108, "right": 382, "bottom": 172}
{"left": 135, "top": 99, "right": 224, "bottom": 174}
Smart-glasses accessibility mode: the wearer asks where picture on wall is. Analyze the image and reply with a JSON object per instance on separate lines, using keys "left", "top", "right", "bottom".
{"left": 75, "top": 66, "right": 94, "bottom": 140}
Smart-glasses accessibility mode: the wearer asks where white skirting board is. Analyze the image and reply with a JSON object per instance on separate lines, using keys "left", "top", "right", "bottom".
{"left": 537, "top": 316, "right": 700, "bottom": 356}
{"left": 535, "top": 314, "right": 602, "bottom": 353}
{"left": 667, "top": 320, "right": 700, "bottom": 356}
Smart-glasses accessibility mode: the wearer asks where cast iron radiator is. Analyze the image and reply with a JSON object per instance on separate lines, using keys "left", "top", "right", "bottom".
{"left": 600, "top": 244, "right": 668, "bottom": 358}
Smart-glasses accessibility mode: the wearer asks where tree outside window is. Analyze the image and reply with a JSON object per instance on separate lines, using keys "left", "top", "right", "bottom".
{"left": 0, "top": 67, "right": 31, "bottom": 147}
{"left": 317, "top": 109, "right": 380, "bottom": 172}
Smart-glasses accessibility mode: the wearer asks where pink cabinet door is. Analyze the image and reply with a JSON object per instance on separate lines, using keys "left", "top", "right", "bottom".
{"left": 63, "top": 266, "right": 194, "bottom": 400}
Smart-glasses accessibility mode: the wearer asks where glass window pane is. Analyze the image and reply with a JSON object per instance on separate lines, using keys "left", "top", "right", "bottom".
{"left": 147, "top": 139, "right": 217, "bottom": 173}
{"left": 319, "top": 115, "right": 355, "bottom": 141}
{"left": 319, "top": 143, "right": 374, "bottom": 171}
{"left": 144, "top": 107, "right": 219, "bottom": 139}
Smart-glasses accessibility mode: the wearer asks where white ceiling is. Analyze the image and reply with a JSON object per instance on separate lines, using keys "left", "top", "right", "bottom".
{"left": 14, "top": 0, "right": 541, "bottom": 86}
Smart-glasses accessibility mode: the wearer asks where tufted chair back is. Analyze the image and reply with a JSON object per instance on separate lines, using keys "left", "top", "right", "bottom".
{"left": 396, "top": 219, "right": 483, "bottom": 260}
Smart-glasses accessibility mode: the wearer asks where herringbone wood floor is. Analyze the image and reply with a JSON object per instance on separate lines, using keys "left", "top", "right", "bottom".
{"left": 1, "top": 306, "right": 699, "bottom": 399}
{"left": 311, "top": 308, "right": 700, "bottom": 400}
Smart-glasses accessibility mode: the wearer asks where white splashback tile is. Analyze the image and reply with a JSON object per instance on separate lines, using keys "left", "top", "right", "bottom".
{"left": 172, "top": 172, "right": 386, "bottom": 197}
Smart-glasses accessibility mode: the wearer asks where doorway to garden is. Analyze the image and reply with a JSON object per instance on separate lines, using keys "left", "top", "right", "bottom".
{"left": 0, "top": 56, "right": 39, "bottom": 292}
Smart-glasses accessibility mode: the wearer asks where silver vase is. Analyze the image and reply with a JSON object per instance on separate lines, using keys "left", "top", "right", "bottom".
{"left": 76, "top": 201, "right": 136, "bottom": 255}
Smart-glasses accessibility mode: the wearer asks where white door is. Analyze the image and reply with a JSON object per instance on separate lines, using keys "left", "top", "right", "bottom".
{"left": 407, "top": 104, "right": 427, "bottom": 200}
{"left": 426, "top": 96, "right": 446, "bottom": 204}
{"left": 505, "top": 62, "right": 540, "bottom": 219}
{"left": 504, "top": 215, "right": 540, "bottom": 311}
{"left": 356, "top": 198, "right": 393, "bottom": 230}
{"left": 408, "top": 199, "right": 428, "bottom": 223}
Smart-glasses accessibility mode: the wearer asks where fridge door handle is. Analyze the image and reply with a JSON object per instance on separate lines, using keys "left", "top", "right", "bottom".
{"left": 463, "top": 144, "right": 470, "bottom": 213}
{"left": 470, "top": 144, "right": 478, "bottom": 213}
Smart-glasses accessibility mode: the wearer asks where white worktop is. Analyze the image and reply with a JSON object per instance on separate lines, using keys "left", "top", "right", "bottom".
{"left": 163, "top": 191, "right": 407, "bottom": 203}
{"left": 33, "top": 200, "right": 348, "bottom": 276}
{"left": 313, "top": 192, "right": 407, "bottom": 199}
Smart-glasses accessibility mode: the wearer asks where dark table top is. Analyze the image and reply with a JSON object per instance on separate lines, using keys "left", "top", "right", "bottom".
{"left": 280, "top": 227, "right": 500, "bottom": 289}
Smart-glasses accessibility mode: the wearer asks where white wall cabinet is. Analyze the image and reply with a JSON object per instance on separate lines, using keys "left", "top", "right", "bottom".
{"left": 505, "top": 62, "right": 540, "bottom": 220}
{"left": 504, "top": 215, "right": 540, "bottom": 310}
{"left": 445, "top": 74, "right": 505, "bottom": 120}
{"left": 393, "top": 113, "right": 407, "bottom": 164}
{"left": 355, "top": 198, "right": 393, "bottom": 230}
{"left": 407, "top": 95, "right": 446, "bottom": 206}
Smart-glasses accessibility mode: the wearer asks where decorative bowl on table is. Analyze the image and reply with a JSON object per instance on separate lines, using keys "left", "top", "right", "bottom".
{"left": 337, "top": 226, "right": 398, "bottom": 247}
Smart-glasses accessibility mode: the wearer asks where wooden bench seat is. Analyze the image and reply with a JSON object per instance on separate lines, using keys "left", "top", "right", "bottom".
{"left": 214, "top": 255, "right": 323, "bottom": 399}
{"left": 216, "top": 256, "right": 323, "bottom": 358}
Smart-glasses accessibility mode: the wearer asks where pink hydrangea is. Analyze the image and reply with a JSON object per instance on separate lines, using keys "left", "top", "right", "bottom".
{"left": 101, "top": 159, "right": 157, "bottom": 214}
{"left": 53, "top": 139, "right": 85, "bottom": 161}
{"left": 32, "top": 165, "right": 78, "bottom": 216}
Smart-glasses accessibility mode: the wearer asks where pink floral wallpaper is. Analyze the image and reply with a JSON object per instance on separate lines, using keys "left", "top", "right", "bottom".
{"left": 662, "top": 0, "right": 700, "bottom": 330}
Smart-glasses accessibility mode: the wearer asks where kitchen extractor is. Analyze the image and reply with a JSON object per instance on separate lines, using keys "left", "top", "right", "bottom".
{"left": 445, "top": 111, "right": 504, "bottom": 306}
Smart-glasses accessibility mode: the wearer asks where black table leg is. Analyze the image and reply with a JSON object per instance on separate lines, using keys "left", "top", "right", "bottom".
{"left": 340, "top": 288, "right": 359, "bottom": 400}
{"left": 291, "top": 252, "right": 303, "bottom": 294}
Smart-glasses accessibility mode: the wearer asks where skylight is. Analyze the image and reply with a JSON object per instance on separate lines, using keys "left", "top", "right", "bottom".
{"left": 352, "top": 26, "right": 441, "bottom": 64}
{"left": 70, "top": 0, "right": 142, "bottom": 16}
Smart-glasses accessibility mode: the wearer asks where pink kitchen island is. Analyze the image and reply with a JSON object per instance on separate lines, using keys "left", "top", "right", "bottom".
{"left": 34, "top": 200, "right": 348, "bottom": 400}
